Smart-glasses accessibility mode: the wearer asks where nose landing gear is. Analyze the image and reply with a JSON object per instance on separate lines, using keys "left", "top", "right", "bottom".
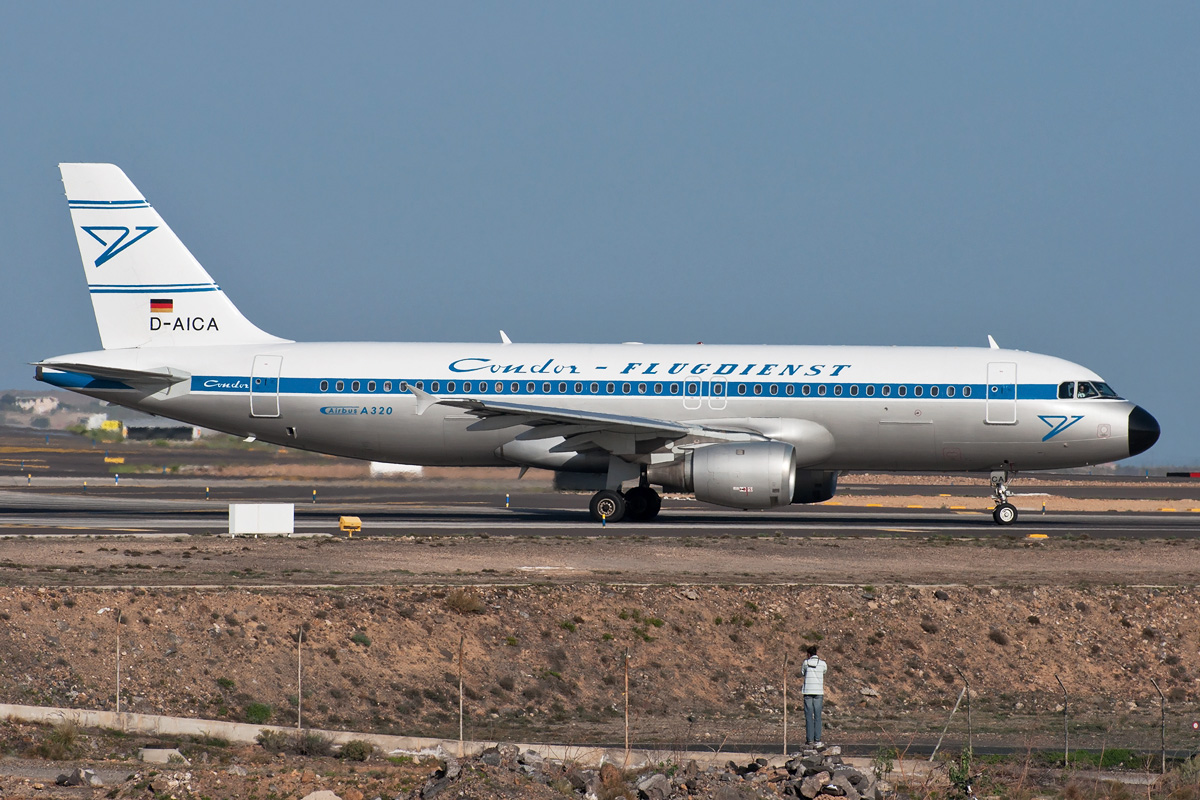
{"left": 990, "top": 467, "right": 1018, "bottom": 525}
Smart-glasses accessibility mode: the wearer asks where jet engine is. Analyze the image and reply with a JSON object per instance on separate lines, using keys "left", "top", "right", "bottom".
{"left": 647, "top": 441, "right": 797, "bottom": 509}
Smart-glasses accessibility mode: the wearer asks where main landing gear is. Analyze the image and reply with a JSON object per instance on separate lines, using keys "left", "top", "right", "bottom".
{"left": 990, "top": 467, "right": 1017, "bottom": 526}
{"left": 588, "top": 485, "right": 662, "bottom": 523}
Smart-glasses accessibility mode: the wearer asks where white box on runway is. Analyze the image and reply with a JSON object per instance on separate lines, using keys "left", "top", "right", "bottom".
{"left": 228, "top": 503, "right": 295, "bottom": 536}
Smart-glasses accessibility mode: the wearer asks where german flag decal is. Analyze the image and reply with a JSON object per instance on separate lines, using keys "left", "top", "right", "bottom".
{"left": 150, "top": 298, "right": 173, "bottom": 313}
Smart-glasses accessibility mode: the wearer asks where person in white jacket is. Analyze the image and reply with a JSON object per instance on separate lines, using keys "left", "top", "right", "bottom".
{"left": 800, "top": 645, "right": 828, "bottom": 747}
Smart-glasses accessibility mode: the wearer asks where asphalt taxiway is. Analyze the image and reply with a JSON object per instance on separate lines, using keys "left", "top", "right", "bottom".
{"left": 1, "top": 483, "right": 1198, "bottom": 539}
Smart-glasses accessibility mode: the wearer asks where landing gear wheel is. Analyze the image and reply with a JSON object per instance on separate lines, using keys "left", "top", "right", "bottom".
{"left": 623, "top": 486, "right": 662, "bottom": 521}
{"left": 993, "top": 502, "right": 1018, "bottom": 526}
{"left": 589, "top": 490, "right": 626, "bottom": 523}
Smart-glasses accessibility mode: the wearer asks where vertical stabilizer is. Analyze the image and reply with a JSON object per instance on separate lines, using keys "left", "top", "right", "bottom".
{"left": 60, "top": 163, "right": 289, "bottom": 349}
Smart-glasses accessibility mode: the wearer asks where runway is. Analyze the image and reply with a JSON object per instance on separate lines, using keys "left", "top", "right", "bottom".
{"left": 1, "top": 484, "right": 1198, "bottom": 539}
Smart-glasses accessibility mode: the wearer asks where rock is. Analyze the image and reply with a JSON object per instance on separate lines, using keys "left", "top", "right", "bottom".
{"left": 827, "top": 774, "right": 860, "bottom": 800}
{"left": 834, "top": 766, "right": 866, "bottom": 787}
{"left": 300, "top": 792, "right": 343, "bottom": 800}
{"left": 518, "top": 749, "right": 544, "bottom": 768}
{"left": 934, "top": 589, "right": 950, "bottom": 600}
{"left": 859, "top": 687, "right": 880, "bottom": 697}
{"left": 421, "top": 777, "right": 452, "bottom": 799}
{"left": 636, "top": 772, "right": 670, "bottom": 799}
{"left": 801, "top": 771, "right": 832, "bottom": 798}
{"left": 480, "top": 746, "right": 502, "bottom": 766}
{"left": 228, "top": 765, "right": 248, "bottom": 776}
{"left": 56, "top": 767, "right": 103, "bottom": 787}
{"left": 301, "top": 769, "right": 317, "bottom": 784}
{"left": 140, "top": 747, "right": 189, "bottom": 765}
{"left": 498, "top": 743, "right": 519, "bottom": 761}
{"left": 344, "top": 790, "right": 364, "bottom": 800}
{"left": 566, "top": 768, "right": 589, "bottom": 791}
{"left": 444, "top": 758, "right": 461, "bottom": 780}
{"left": 684, "top": 590, "right": 699, "bottom": 600}
{"left": 824, "top": 745, "right": 842, "bottom": 757}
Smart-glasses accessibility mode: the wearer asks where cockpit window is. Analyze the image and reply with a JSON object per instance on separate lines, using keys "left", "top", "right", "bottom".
{"left": 1058, "top": 381, "right": 1075, "bottom": 399}
{"left": 1072, "top": 380, "right": 1122, "bottom": 399}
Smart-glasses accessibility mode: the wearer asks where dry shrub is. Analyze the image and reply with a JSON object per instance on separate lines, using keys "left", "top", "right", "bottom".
{"left": 444, "top": 589, "right": 485, "bottom": 615}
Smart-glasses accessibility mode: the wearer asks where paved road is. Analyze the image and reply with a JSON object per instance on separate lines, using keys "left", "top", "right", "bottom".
{"left": 2, "top": 485, "right": 1198, "bottom": 539}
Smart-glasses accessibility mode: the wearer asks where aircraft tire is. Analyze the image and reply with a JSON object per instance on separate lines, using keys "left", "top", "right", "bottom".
{"left": 590, "top": 490, "right": 626, "bottom": 523}
{"left": 624, "top": 486, "right": 662, "bottom": 521}
{"left": 992, "top": 502, "right": 1018, "bottom": 525}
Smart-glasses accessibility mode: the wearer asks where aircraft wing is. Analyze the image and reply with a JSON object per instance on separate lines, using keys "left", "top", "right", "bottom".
{"left": 411, "top": 386, "right": 765, "bottom": 456}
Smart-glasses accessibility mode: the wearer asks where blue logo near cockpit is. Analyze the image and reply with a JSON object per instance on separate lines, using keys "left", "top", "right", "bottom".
{"left": 1039, "top": 415, "right": 1084, "bottom": 442}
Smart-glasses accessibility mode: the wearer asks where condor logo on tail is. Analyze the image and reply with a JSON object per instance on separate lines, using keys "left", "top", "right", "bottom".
{"left": 82, "top": 225, "right": 157, "bottom": 267}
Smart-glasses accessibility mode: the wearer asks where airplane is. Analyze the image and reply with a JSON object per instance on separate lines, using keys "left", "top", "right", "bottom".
{"left": 36, "top": 164, "right": 1160, "bottom": 526}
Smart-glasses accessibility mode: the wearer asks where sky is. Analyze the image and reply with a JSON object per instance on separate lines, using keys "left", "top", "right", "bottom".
{"left": 1, "top": 3, "right": 1197, "bottom": 465}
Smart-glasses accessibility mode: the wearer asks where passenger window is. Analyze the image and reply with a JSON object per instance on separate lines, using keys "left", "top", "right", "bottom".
{"left": 834, "top": 385, "right": 843, "bottom": 396}
{"left": 575, "top": 383, "right": 583, "bottom": 393}
{"left": 866, "top": 385, "right": 875, "bottom": 397}
{"left": 670, "top": 383, "right": 679, "bottom": 394}
{"left": 606, "top": 382, "right": 615, "bottom": 393}
{"left": 801, "top": 385, "right": 810, "bottom": 396}
{"left": 416, "top": 381, "right": 424, "bottom": 390}
{"left": 622, "top": 383, "right": 631, "bottom": 394}
{"left": 946, "top": 386, "right": 955, "bottom": 398}
{"left": 1058, "top": 381, "right": 1075, "bottom": 400}
{"left": 881, "top": 385, "right": 890, "bottom": 397}
{"left": 367, "top": 381, "right": 376, "bottom": 392}
{"left": 320, "top": 380, "right": 329, "bottom": 392}
{"left": 351, "top": 380, "right": 361, "bottom": 392}
{"left": 510, "top": 382, "right": 519, "bottom": 393}
{"left": 712, "top": 384, "right": 723, "bottom": 395}
{"left": 399, "top": 381, "right": 408, "bottom": 392}
{"left": 559, "top": 382, "right": 567, "bottom": 393}
{"left": 462, "top": 382, "right": 471, "bottom": 392}
{"left": 336, "top": 380, "right": 345, "bottom": 392}
{"left": 543, "top": 382, "right": 551, "bottom": 393}
{"left": 384, "top": 381, "right": 392, "bottom": 392}
{"left": 686, "top": 382, "right": 698, "bottom": 394}
{"left": 849, "top": 385, "right": 858, "bottom": 397}
{"left": 769, "top": 384, "right": 778, "bottom": 395}
{"left": 527, "top": 382, "right": 535, "bottom": 393}
{"left": 737, "top": 384, "right": 747, "bottom": 396}
{"left": 963, "top": 386, "right": 971, "bottom": 398}
{"left": 637, "top": 383, "right": 647, "bottom": 394}
{"left": 785, "top": 385, "right": 794, "bottom": 396}
{"left": 817, "top": 385, "right": 826, "bottom": 396}
{"left": 914, "top": 386, "right": 923, "bottom": 397}
{"left": 898, "top": 385, "right": 907, "bottom": 397}
{"left": 429, "top": 381, "right": 438, "bottom": 392}
{"left": 930, "top": 386, "right": 939, "bottom": 397}
{"left": 751, "top": 384, "right": 760, "bottom": 395}
{"left": 653, "top": 383, "right": 662, "bottom": 394}
{"left": 590, "top": 382, "right": 599, "bottom": 393}
{"left": 496, "top": 382, "right": 504, "bottom": 392}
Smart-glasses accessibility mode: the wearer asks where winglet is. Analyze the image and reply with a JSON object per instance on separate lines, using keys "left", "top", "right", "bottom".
{"left": 408, "top": 384, "right": 441, "bottom": 416}
{"left": 987, "top": 335, "right": 1000, "bottom": 349}
{"left": 500, "top": 330, "right": 512, "bottom": 345}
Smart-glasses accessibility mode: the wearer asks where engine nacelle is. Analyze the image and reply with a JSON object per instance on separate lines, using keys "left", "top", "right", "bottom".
{"left": 647, "top": 441, "right": 797, "bottom": 510}
{"left": 792, "top": 469, "right": 838, "bottom": 504}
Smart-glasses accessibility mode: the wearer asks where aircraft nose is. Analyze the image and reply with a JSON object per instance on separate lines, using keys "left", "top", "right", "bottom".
{"left": 1127, "top": 406, "right": 1160, "bottom": 458}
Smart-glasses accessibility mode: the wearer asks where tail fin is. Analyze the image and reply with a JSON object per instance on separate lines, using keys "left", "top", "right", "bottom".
{"left": 60, "top": 163, "right": 289, "bottom": 349}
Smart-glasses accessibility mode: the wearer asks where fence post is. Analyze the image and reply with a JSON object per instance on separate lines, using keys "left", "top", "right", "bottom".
{"left": 1151, "top": 678, "right": 1166, "bottom": 775}
{"left": 624, "top": 650, "right": 631, "bottom": 767}
{"left": 1055, "top": 675, "right": 1068, "bottom": 767}
{"left": 458, "top": 635, "right": 466, "bottom": 759}
{"left": 953, "top": 665, "right": 971, "bottom": 756}
{"left": 297, "top": 628, "right": 304, "bottom": 729}
{"left": 783, "top": 653, "right": 789, "bottom": 756}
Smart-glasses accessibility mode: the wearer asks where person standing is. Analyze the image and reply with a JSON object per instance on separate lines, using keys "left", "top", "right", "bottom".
{"left": 800, "top": 644, "right": 828, "bottom": 747}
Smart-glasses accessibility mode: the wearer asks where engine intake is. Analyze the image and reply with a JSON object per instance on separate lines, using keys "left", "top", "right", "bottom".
{"left": 647, "top": 441, "right": 797, "bottom": 510}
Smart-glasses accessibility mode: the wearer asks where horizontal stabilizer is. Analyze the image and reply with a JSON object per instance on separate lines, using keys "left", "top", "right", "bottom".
{"left": 35, "top": 361, "right": 190, "bottom": 390}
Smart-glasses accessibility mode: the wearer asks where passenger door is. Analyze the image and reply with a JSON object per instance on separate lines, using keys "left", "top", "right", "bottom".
{"left": 985, "top": 361, "right": 1017, "bottom": 424}
{"left": 250, "top": 355, "right": 283, "bottom": 418}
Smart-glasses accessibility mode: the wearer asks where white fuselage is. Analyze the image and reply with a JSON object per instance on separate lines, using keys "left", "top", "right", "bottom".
{"left": 40, "top": 341, "right": 1143, "bottom": 473}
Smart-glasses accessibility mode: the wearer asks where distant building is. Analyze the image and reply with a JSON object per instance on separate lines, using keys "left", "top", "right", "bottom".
{"left": 15, "top": 396, "right": 60, "bottom": 415}
{"left": 85, "top": 413, "right": 109, "bottom": 430}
